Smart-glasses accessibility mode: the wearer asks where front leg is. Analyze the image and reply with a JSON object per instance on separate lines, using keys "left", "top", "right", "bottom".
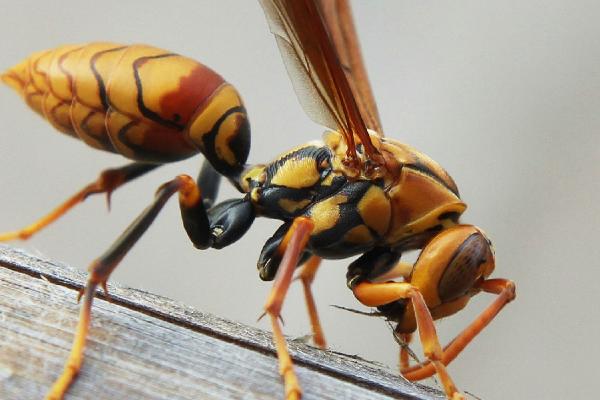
{"left": 258, "top": 225, "right": 326, "bottom": 348}
{"left": 262, "top": 217, "right": 314, "bottom": 400}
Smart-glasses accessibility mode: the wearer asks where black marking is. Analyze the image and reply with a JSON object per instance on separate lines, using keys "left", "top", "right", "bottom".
{"left": 113, "top": 115, "right": 191, "bottom": 163}
{"left": 225, "top": 110, "right": 251, "bottom": 171}
{"left": 256, "top": 187, "right": 313, "bottom": 219}
{"left": 438, "top": 211, "right": 461, "bottom": 223}
{"left": 80, "top": 109, "right": 116, "bottom": 152}
{"left": 265, "top": 145, "right": 331, "bottom": 185}
{"left": 197, "top": 160, "right": 221, "bottom": 208}
{"left": 57, "top": 46, "right": 84, "bottom": 99}
{"left": 309, "top": 180, "right": 383, "bottom": 257}
{"left": 206, "top": 198, "right": 255, "bottom": 250}
{"left": 392, "top": 224, "right": 444, "bottom": 253}
{"left": 406, "top": 162, "right": 460, "bottom": 197}
{"left": 256, "top": 222, "right": 312, "bottom": 281}
{"left": 346, "top": 247, "right": 402, "bottom": 288}
{"left": 132, "top": 53, "right": 185, "bottom": 130}
{"left": 256, "top": 174, "right": 346, "bottom": 220}
{"left": 198, "top": 105, "right": 250, "bottom": 181}
{"left": 89, "top": 45, "right": 127, "bottom": 111}
{"left": 116, "top": 119, "right": 139, "bottom": 155}
{"left": 376, "top": 300, "right": 409, "bottom": 324}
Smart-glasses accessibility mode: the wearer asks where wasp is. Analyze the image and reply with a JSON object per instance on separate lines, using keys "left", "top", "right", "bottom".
{"left": 1, "top": 1, "right": 516, "bottom": 399}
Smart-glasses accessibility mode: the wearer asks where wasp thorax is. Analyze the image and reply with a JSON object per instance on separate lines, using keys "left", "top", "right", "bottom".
{"left": 322, "top": 130, "right": 386, "bottom": 179}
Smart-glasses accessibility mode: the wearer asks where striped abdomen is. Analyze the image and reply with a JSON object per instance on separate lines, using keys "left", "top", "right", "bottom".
{"left": 2, "top": 43, "right": 250, "bottom": 178}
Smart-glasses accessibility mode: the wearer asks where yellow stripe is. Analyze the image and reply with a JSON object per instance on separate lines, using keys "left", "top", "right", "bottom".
{"left": 271, "top": 157, "right": 321, "bottom": 188}
{"left": 358, "top": 186, "right": 390, "bottom": 236}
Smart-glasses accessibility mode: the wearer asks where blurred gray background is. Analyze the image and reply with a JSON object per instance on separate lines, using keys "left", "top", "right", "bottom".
{"left": 1, "top": 1, "right": 599, "bottom": 399}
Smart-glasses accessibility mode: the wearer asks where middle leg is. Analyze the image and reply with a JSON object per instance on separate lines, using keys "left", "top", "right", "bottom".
{"left": 296, "top": 255, "right": 326, "bottom": 348}
{"left": 263, "top": 217, "right": 315, "bottom": 400}
{"left": 0, "top": 162, "right": 159, "bottom": 242}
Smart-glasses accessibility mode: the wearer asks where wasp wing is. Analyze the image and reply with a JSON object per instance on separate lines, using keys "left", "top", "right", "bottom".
{"left": 318, "top": 0, "right": 383, "bottom": 136}
{"left": 258, "top": 0, "right": 382, "bottom": 165}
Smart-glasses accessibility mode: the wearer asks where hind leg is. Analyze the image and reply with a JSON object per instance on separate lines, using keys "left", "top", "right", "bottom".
{"left": 46, "top": 173, "right": 255, "bottom": 399}
{"left": 296, "top": 255, "right": 327, "bottom": 348}
{"left": 0, "top": 162, "right": 158, "bottom": 241}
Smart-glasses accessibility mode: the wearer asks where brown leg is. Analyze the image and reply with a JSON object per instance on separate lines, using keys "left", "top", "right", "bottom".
{"left": 46, "top": 175, "right": 199, "bottom": 400}
{"left": 0, "top": 163, "right": 158, "bottom": 241}
{"left": 46, "top": 279, "right": 97, "bottom": 400}
{"left": 373, "top": 262, "right": 416, "bottom": 370}
{"left": 398, "top": 333, "right": 413, "bottom": 370}
{"left": 263, "top": 217, "right": 314, "bottom": 400}
{"left": 353, "top": 281, "right": 465, "bottom": 400}
{"left": 296, "top": 255, "right": 326, "bottom": 348}
{"left": 361, "top": 260, "right": 416, "bottom": 370}
{"left": 401, "top": 278, "right": 516, "bottom": 381}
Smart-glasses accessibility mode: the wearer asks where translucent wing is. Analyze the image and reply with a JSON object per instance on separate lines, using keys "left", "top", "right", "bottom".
{"left": 258, "top": 0, "right": 383, "bottom": 166}
{"left": 318, "top": 0, "right": 383, "bottom": 136}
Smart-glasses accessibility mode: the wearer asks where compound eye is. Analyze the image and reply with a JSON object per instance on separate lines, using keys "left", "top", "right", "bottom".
{"left": 476, "top": 227, "right": 495, "bottom": 258}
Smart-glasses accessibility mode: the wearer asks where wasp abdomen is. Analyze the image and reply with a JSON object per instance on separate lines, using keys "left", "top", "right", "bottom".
{"left": 2, "top": 43, "right": 250, "bottom": 178}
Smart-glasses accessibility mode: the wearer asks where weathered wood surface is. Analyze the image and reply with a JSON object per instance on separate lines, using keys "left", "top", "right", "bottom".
{"left": 0, "top": 245, "right": 444, "bottom": 400}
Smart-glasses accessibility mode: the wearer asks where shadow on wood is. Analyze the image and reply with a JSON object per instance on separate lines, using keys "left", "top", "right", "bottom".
{"left": 0, "top": 245, "right": 444, "bottom": 400}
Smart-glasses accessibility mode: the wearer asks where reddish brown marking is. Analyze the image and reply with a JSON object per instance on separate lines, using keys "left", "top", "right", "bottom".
{"left": 159, "top": 65, "right": 224, "bottom": 126}
{"left": 142, "top": 125, "right": 196, "bottom": 157}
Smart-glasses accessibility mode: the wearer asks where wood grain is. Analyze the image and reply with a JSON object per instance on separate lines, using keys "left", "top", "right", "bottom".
{"left": 0, "top": 245, "right": 444, "bottom": 399}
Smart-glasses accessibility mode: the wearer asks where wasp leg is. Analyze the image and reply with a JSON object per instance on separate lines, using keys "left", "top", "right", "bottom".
{"left": 397, "top": 332, "right": 414, "bottom": 370}
{"left": 0, "top": 162, "right": 158, "bottom": 242}
{"left": 357, "top": 259, "right": 418, "bottom": 370}
{"left": 296, "top": 255, "right": 326, "bottom": 348}
{"left": 366, "top": 261, "right": 416, "bottom": 370}
{"left": 402, "top": 278, "right": 516, "bottom": 381}
{"left": 258, "top": 228, "right": 324, "bottom": 348}
{"left": 197, "top": 159, "right": 221, "bottom": 208}
{"left": 46, "top": 174, "right": 214, "bottom": 400}
{"left": 47, "top": 275, "right": 97, "bottom": 400}
{"left": 353, "top": 281, "right": 465, "bottom": 400}
{"left": 263, "top": 217, "right": 314, "bottom": 400}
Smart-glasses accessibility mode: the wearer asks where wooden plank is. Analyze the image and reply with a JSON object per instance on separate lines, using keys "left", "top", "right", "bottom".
{"left": 0, "top": 245, "right": 444, "bottom": 399}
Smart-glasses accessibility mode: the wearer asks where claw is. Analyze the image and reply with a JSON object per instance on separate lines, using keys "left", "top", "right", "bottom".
{"left": 105, "top": 190, "right": 113, "bottom": 211}
{"left": 76, "top": 288, "right": 85, "bottom": 303}
{"left": 101, "top": 281, "right": 110, "bottom": 299}
{"left": 257, "top": 311, "right": 284, "bottom": 326}
{"left": 257, "top": 311, "right": 266, "bottom": 323}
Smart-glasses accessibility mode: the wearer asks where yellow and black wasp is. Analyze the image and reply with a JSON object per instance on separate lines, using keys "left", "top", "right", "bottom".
{"left": 0, "top": 1, "right": 515, "bottom": 399}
